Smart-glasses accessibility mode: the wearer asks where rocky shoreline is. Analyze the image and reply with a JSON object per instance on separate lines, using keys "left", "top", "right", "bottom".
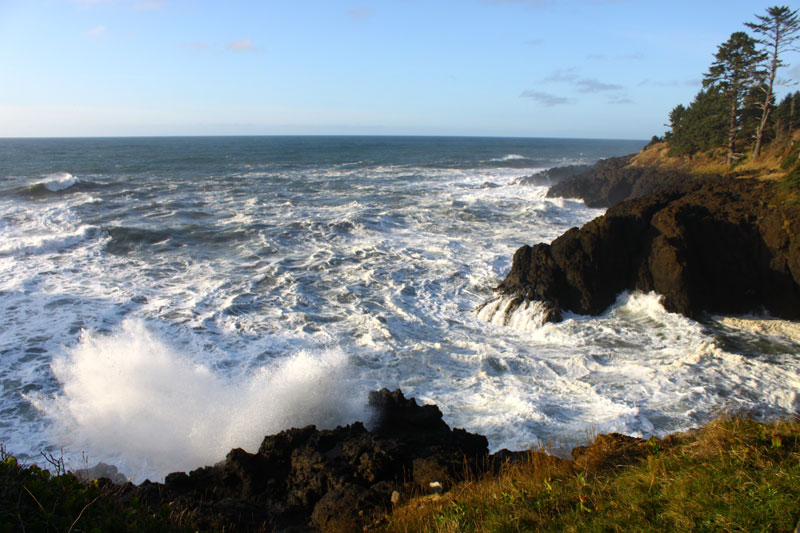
{"left": 98, "top": 389, "right": 543, "bottom": 531}
{"left": 111, "top": 156, "right": 799, "bottom": 532}
{"left": 16, "top": 156, "right": 798, "bottom": 532}
{"left": 84, "top": 388, "right": 673, "bottom": 532}
{"left": 497, "top": 155, "right": 800, "bottom": 321}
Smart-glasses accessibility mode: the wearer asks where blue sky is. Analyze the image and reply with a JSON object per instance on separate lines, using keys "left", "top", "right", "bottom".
{"left": 1, "top": 0, "right": 798, "bottom": 139}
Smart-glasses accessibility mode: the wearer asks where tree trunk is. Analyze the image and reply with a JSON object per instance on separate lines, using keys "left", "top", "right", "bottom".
{"left": 752, "top": 95, "right": 771, "bottom": 158}
{"left": 753, "top": 44, "right": 779, "bottom": 159}
{"left": 727, "top": 98, "right": 738, "bottom": 166}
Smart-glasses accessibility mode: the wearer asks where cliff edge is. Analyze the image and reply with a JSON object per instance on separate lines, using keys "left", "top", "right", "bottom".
{"left": 498, "top": 156, "right": 800, "bottom": 320}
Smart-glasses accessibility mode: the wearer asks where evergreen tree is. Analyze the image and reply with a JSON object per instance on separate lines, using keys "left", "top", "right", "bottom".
{"left": 772, "top": 91, "right": 800, "bottom": 139}
{"left": 745, "top": 5, "right": 800, "bottom": 158}
{"left": 703, "top": 32, "right": 767, "bottom": 165}
{"left": 667, "top": 89, "right": 728, "bottom": 157}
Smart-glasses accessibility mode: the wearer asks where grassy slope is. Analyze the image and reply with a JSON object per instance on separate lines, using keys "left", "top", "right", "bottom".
{"left": 384, "top": 417, "right": 800, "bottom": 532}
{"left": 631, "top": 138, "right": 799, "bottom": 182}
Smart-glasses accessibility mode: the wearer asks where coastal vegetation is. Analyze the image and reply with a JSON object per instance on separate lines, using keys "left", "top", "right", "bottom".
{"left": 0, "top": 446, "right": 184, "bottom": 532}
{"left": 2, "top": 416, "right": 798, "bottom": 532}
{"left": 665, "top": 5, "right": 799, "bottom": 174}
{"left": 385, "top": 416, "right": 800, "bottom": 532}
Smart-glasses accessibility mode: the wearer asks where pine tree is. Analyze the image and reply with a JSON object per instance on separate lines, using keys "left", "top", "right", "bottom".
{"left": 745, "top": 6, "right": 800, "bottom": 158}
{"left": 667, "top": 89, "right": 728, "bottom": 157}
{"left": 703, "top": 32, "right": 767, "bottom": 165}
{"left": 773, "top": 91, "right": 800, "bottom": 137}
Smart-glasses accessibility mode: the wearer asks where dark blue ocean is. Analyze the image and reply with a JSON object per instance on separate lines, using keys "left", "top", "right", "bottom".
{"left": 1, "top": 136, "right": 798, "bottom": 481}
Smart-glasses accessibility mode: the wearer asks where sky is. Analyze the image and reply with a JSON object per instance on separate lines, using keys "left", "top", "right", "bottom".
{"left": 1, "top": 0, "right": 798, "bottom": 139}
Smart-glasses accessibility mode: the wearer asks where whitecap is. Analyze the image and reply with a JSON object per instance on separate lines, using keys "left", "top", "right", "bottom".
{"left": 42, "top": 172, "right": 79, "bottom": 192}
{"left": 489, "top": 154, "right": 527, "bottom": 162}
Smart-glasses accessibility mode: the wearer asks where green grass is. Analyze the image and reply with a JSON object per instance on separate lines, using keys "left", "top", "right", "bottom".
{"left": 0, "top": 446, "right": 185, "bottom": 533}
{"left": 384, "top": 417, "right": 800, "bottom": 532}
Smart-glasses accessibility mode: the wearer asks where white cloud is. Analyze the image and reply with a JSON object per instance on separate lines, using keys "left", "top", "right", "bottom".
{"left": 575, "top": 78, "right": 622, "bottom": 93}
{"left": 544, "top": 68, "right": 579, "bottom": 82}
{"left": 520, "top": 90, "right": 572, "bottom": 106}
{"left": 227, "top": 38, "right": 254, "bottom": 52}
{"left": 85, "top": 25, "right": 107, "bottom": 38}
{"left": 608, "top": 95, "right": 633, "bottom": 104}
{"left": 544, "top": 68, "right": 623, "bottom": 93}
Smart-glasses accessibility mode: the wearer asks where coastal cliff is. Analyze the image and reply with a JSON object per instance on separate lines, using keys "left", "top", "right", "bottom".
{"left": 497, "top": 155, "right": 800, "bottom": 320}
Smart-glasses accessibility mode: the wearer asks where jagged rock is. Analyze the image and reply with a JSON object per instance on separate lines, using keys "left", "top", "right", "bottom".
{"left": 74, "top": 462, "right": 128, "bottom": 484}
{"left": 130, "top": 389, "right": 490, "bottom": 532}
{"left": 513, "top": 164, "right": 592, "bottom": 187}
{"left": 546, "top": 156, "right": 697, "bottom": 207}
{"left": 499, "top": 177, "right": 800, "bottom": 320}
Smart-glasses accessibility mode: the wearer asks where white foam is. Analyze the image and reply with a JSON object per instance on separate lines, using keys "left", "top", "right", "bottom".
{"left": 714, "top": 315, "right": 800, "bottom": 344}
{"left": 476, "top": 295, "right": 553, "bottom": 331}
{"left": 28, "top": 319, "right": 368, "bottom": 481}
{"left": 42, "top": 172, "right": 78, "bottom": 192}
{"left": 490, "top": 154, "right": 526, "bottom": 162}
{"left": 4, "top": 147, "right": 800, "bottom": 481}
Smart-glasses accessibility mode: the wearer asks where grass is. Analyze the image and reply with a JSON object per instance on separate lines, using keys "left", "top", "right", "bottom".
{"left": 0, "top": 445, "right": 186, "bottom": 533}
{"left": 2, "top": 416, "right": 798, "bottom": 532}
{"left": 382, "top": 416, "right": 800, "bottom": 532}
{"left": 630, "top": 141, "right": 796, "bottom": 180}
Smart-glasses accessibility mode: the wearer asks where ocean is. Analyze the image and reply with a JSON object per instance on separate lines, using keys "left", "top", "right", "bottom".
{"left": 1, "top": 136, "right": 798, "bottom": 482}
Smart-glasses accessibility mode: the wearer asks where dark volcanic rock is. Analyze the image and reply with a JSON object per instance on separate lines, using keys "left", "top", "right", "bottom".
{"left": 513, "top": 164, "right": 592, "bottom": 187}
{"left": 546, "top": 155, "right": 697, "bottom": 207}
{"left": 499, "top": 177, "right": 800, "bottom": 320}
{"left": 132, "top": 389, "right": 489, "bottom": 532}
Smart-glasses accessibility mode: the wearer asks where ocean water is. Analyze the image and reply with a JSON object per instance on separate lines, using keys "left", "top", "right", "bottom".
{"left": 1, "top": 136, "right": 799, "bottom": 481}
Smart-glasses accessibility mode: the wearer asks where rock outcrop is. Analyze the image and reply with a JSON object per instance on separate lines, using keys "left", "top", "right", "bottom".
{"left": 125, "top": 389, "right": 490, "bottom": 532}
{"left": 546, "top": 155, "right": 697, "bottom": 207}
{"left": 498, "top": 176, "right": 800, "bottom": 320}
{"left": 513, "top": 164, "right": 592, "bottom": 187}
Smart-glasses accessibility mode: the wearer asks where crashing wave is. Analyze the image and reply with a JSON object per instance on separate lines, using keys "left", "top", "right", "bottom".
{"left": 476, "top": 295, "right": 560, "bottom": 331}
{"left": 42, "top": 172, "right": 79, "bottom": 192}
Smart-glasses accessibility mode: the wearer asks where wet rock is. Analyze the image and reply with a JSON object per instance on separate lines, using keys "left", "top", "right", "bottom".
{"left": 130, "top": 389, "right": 490, "bottom": 532}
{"left": 546, "top": 156, "right": 696, "bottom": 207}
{"left": 499, "top": 176, "right": 800, "bottom": 320}
{"left": 310, "top": 483, "right": 377, "bottom": 533}
{"left": 513, "top": 164, "right": 592, "bottom": 187}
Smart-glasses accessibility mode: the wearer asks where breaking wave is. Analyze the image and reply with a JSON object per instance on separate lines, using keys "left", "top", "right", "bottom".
{"left": 28, "top": 320, "right": 369, "bottom": 481}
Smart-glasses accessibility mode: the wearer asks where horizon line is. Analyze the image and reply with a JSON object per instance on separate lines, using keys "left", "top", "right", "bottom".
{"left": 0, "top": 133, "right": 650, "bottom": 142}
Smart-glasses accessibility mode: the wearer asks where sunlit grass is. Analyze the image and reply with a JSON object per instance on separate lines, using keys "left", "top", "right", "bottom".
{"left": 383, "top": 416, "right": 800, "bottom": 532}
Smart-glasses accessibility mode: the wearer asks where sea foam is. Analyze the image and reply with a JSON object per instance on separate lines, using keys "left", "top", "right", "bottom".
{"left": 42, "top": 172, "right": 79, "bottom": 192}
{"left": 29, "top": 319, "right": 368, "bottom": 481}
{"left": 476, "top": 295, "right": 554, "bottom": 331}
